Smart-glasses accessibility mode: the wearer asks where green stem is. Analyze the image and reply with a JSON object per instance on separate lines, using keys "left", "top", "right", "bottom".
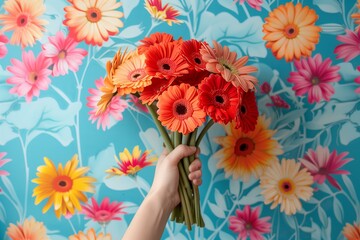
{"left": 179, "top": 177, "right": 193, "bottom": 230}
{"left": 195, "top": 119, "right": 214, "bottom": 147}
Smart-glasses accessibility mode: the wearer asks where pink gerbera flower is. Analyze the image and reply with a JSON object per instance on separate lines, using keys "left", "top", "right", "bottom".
{"left": 0, "top": 34, "right": 9, "bottom": 58}
{"left": 42, "top": 31, "right": 87, "bottom": 77}
{"left": 0, "top": 152, "right": 11, "bottom": 176}
{"left": 234, "top": 0, "right": 263, "bottom": 11}
{"left": 87, "top": 77, "right": 128, "bottom": 131}
{"left": 288, "top": 54, "right": 341, "bottom": 104}
{"left": 300, "top": 146, "right": 353, "bottom": 190}
{"left": 355, "top": 66, "right": 360, "bottom": 94}
{"left": 229, "top": 205, "right": 271, "bottom": 240}
{"left": 334, "top": 30, "right": 360, "bottom": 62}
{"left": 7, "top": 51, "right": 52, "bottom": 102}
{"left": 81, "top": 197, "right": 126, "bottom": 225}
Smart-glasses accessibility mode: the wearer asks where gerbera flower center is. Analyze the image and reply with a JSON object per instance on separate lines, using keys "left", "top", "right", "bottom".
{"left": 95, "top": 210, "right": 112, "bottom": 223}
{"left": 127, "top": 165, "right": 142, "bottom": 175}
{"left": 245, "top": 223, "right": 253, "bottom": 230}
{"left": 58, "top": 50, "right": 67, "bottom": 59}
{"left": 284, "top": 24, "right": 299, "bottom": 39}
{"left": 86, "top": 7, "right": 102, "bottom": 23}
{"left": 311, "top": 77, "right": 320, "bottom": 85}
{"left": 17, "top": 14, "right": 28, "bottom": 27}
{"left": 28, "top": 72, "right": 38, "bottom": 83}
{"left": 240, "top": 105, "right": 246, "bottom": 114}
{"left": 194, "top": 57, "right": 201, "bottom": 64}
{"left": 53, "top": 175, "right": 73, "bottom": 192}
{"left": 215, "top": 95, "right": 224, "bottom": 103}
{"left": 234, "top": 137, "right": 255, "bottom": 156}
{"left": 278, "top": 178, "right": 295, "bottom": 194}
{"left": 173, "top": 99, "right": 193, "bottom": 120}
{"left": 128, "top": 69, "right": 146, "bottom": 82}
{"left": 157, "top": 58, "right": 175, "bottom": 74}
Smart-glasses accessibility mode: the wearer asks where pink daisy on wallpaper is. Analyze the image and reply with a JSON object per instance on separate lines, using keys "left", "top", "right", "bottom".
{"left": 288, "top": 54, "right": 341, "bottom": 104}
{"left": 266, "top": 95, "right": 290, "bottom": 109}
{"left": 42, "top": 31, "right": 87, "bottom": 77}
{"left": 7, "top": 51, "right": 52, "bottom": 102}
{"left": 81, "top": 197, "right": 126, "bottom": 225}
{"left": 229, "top": 205, "right": 271, "bottom": 240}
{"left": 87, "top": 77, "right": 128, "bottom": 131}
{"left": 234, "top": 0, "right": 263, "bottom": 11}
{"left": 300, "top": 146, "right": 353, "bottom": 190}
{"left": 0, "top": 152, "right": 11, "bottom": 176}
{"left": 334, "top": 29, "right": 360, "bottom": 62}
{"left": 0, "top": 33, "right": 9, "bottom": 58}
{"left": 355, "top": 66, "right": 360, "bottom": 94}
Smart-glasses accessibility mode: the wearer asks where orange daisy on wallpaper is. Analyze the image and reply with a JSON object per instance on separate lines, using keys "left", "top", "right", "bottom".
{"left": 32, "top": 155, "right": 96, "bottom": 218}
{"left": 145, "top": 0, "right": 182, "bottom": 26}
{"left": 200, "top": 40, "right": 258, "bottom": 92}
{"left": 0, "top": 0, "right": 47, "bottom": 48}
{"left": 113, "top": 53, "right": 152, "bottom": 95}
{"left": 263, "top": 2, "right": 321, "bottom": 62}
{"left": 157, "top": 83, "right": 206, "bottom": 135}
{"left": 343, "top": 222, "right": 360, "bottom": 240}
{"left": 106, "top": 146, "right": 155, "bottom": 176}
{"left": 352, "top": 0, "right": 360, "bottom": 31}
{"left": 63, "top": 0, "right": 124, "bottom": 46}
{"left": 69, "top": 228, "right": 111, "bottom": 240}
{"left": 213, "top": 115, "right": 283, "bottom": 181}
{"left": 6, "top": 218, "right": 48, "bottom": 240}
{"left": 260, "top": 159, "right": 313, "bottom": 215}
{"left": 145, "top": 41, "right": 189, "bottom": 79}
{"left": 139, "top": 77, "right": 175, "bottom": 105}
{"left": 138, "top": 32, "right": 175, "bottom": 55}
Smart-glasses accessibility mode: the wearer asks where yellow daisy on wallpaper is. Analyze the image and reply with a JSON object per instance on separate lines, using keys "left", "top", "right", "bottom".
{"left": 260, "top": 159, "right": 314, "bottom": 215}
{"left": 32, "top": 155, "right": 96, "bottom": 218}
{"left": 106, "top": 146, "right": 155, "bottom": 176}
{"left": 263, "top": 2, "right": 321, "bottom": 62}
{"left": 69, "top": 228, "right": 111, "bottom": 240}
{"left": 213, "top": 115, "right": 283, "bottom": 181}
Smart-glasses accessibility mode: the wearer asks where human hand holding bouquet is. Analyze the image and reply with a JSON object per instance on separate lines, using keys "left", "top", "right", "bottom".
{"left": 96, "top": 32, "right": 259, "bottom": 230}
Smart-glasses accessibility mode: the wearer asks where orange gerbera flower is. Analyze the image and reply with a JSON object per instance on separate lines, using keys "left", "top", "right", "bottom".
{"left": 172, "top": 70, "right": 210, "bottom": 87}
{"left": 0, "top": 0, "right": 47, "bottom": 48}
{"left": 352, "top": 0, "right": 360, "bottom": 31}
{"left": 145, "top": 0, "right": 182, "bottom": 26}
{"left": 64, "top": 0, "right": 124, "bottom": 46}
{"left": 113, "top": 53, "right": 152, "bottom": 95}
{"left": 145, "top": 41, "right": 189, "bottom": 79}
{"left": 138, "top": 32, "right": 175, "bottom": 55}
{"left": 139, "top": 77, "right": 175, "bottom": 105}
{"left": 157, "top": 83, "right": 206, "bottom": 134}
{"left": 343, "top": 222, "right": 360, "bottom": 240}
{"left": 214, "top": 115, "right": 283, "bottom": 181}
{"left": 181, "top": 39, "right": 207, "bottom": 71}
{"left": 6, "top": 218, "right": 48, "bottom": 240}
{"left": 263, "top": 2, "right": 321, "bottom": 62}
{"left": 200, "top": 41, "right": 258, "bottom": 92}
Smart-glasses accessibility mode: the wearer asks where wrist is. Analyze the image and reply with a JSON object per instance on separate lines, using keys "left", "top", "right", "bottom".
{"left": 147, "top": 188, "right": 176, "bottom": 213}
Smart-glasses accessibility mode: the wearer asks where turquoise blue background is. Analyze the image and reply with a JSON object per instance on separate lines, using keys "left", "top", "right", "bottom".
{"left": 1, "top": 0, "right": 360, "bottom": 239}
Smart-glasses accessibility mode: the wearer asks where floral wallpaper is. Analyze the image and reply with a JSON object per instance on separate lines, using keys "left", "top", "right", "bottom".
{"left": 0, "top": 0, "right": 360, "bottom": 239}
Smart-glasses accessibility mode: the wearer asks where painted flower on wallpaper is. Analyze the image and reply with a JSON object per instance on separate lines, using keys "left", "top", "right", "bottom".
{"left": 235, "top": 91, "right": 258, "bottom": 133}
{"left": 288, "top": 54, "right": 341, "bottom": 104}
{"left": 200, "top": 40, "right": 258, "bottom": 92}
{"left": 69, "top": 228, "right": 111, "bottom": 240}
{"left": 234, "top": 0, "right": 263, "bottom": 11}
{"left": 181, "top": 39, "right": 207, "bottom": 71}
{"left": 260, "top": 159, "right": 314, "bottom": 215}
{"left": 260, "top": 82, "right": 271, "bottom": 94}
{"left": 0, "top": 0, "right": 47, "bottom": 48}
{"left": 63, "top": 0, "right": 124, "bottom": 46}
{"left": 145, "top": 41, "right": 189, "bottom": 79}
{"left": 266, "top": 95, "right": 290, "bottom": 109}
{"left": 198, "top": 74, "right": 239, "bottom": 125}
{"left": 300, "top": 146, "right": 352, "bottom": 190}
{"left": 334, "top": 29, "right": 360, "bottom": 62}
{"left": 0, "top": 152, "right": 10, "bottom": 176}
{"left": 145, "top": 0, "right": 182, "bottom": 26}
{"left": 82, "top": 197, "right": 126, "bottom": 225}
{"left": 355, "top": 67, "right": 360, "bottom": 94}
{"left": 214, "top": 115, "right": 283, "bottom": 181}
{"left": 157, "top": 83, "right": 206, "bottom": 135}
{"left": 87, "top": 77, "right": 128, "bottom": 131}
{"left": 32, "top": 155, "right": 96, "bottom": 218}
{"left": 0, "top": 33, "right": 9, "bottom": 58}
{"left": 343, "top": 222, "right": 360, "bottom": 240}
{"left": 263, "top": 2, "right": 321, "bottom": 62}
{"left": 6, "top": 51, "right": 52, "bottom": 102}
{"left": 6, "top": 218, "right": 48, "bottom": 240}
{"left": 42, "top": 31, "right": 87, "bottom": 77}
{"left": 229, "top": 205, "right": 271, "bottom": 240}
{"left": 106, "top": 146, "right": 155, "bottom": 176}
{"left": 352, "top": 0, "right": 360, "bottom": 31}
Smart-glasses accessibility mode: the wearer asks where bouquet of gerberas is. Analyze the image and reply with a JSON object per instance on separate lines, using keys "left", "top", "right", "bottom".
{"left": 96, "top": 32, "right": 259, "bottom": 230}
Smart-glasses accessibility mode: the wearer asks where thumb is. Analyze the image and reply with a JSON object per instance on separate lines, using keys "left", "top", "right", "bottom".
{"left": 166, "top": 145, "right": 197, "bottom": 165}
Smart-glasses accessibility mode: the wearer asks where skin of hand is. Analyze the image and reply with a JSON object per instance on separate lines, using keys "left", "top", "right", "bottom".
{"left": 122, "top": 144, "right": 202, "bottom": 240}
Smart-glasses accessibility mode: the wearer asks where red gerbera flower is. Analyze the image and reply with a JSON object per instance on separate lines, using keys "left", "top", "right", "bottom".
{"left": 181, "top": 39, "right": 207, "bottom": 71}
{"left": 235, "top": 90, "right": 258, "bottom": 132}
{"left": 138, "top": 32, "right": 175, "bottom": 55}
{"left": 139, "top": 77, "right": 175, "bottom": 105}
{"left": 172, "top": 70, "right": 210, "bottom": 87}
{"left": 145, "top": 41, "right": 189, "bottom": 79}
{"left": 198, "top": 74, "right": 239, "bottom": 124}
{"left": 157, "top": 83, "right": 206, "bottom": 134}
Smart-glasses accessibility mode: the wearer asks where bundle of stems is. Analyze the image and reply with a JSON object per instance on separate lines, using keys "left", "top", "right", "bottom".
{"left": 147, "top": 103, "right": 214, "bottom": 230}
